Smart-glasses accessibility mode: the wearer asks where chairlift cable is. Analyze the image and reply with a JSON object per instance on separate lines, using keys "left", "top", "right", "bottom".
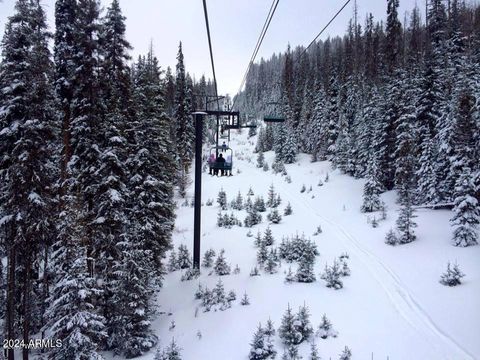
{"left": 300, "top": 0, "right": 352, "bottom": 57}
{"left": 231, "top": 0, "right": 280, "bottom": 110}
{"left": 202, "top": 0, "right": 220, "bottom": 110}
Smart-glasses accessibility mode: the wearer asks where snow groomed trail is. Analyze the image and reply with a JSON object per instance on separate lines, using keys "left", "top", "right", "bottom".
{"left": 148, "top": 132, "right": 480, "bottom": 360}
{"left": 274, "top": 175, "right": 475, "bottom": 360}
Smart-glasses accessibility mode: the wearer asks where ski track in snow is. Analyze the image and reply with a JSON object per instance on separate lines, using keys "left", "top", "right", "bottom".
{"left": 272, "top": 168, "right": 475, "bottom": 360}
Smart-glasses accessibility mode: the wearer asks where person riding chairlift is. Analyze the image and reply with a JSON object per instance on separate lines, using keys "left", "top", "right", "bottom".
{"left": 208, "top": 153, "right": 216, "bottom": 175}
{"left": 225, "top": 154, "right": 232, "bottom": 176}
{"left": 221, "top": 141, "right": 227, "bottom": 152}
{"left": 216, "top": 153, "right": 225, "bottom": 176}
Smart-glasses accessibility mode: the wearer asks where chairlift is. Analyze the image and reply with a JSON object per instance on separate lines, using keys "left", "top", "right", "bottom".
{"left": 263, "top": 101, "right": 285, "bottom": 123}
{"left": 207, "top": 146, "right": 233, "bottom": 176}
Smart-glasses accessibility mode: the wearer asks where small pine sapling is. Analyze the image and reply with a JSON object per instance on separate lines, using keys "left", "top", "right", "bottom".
{"left": 233, "top": 264, "right": 241, "bottom": 274}
{"left": 321, "top": 260, "right": 343, "bottom": 290}
{"left": 217, "top": 188, "right": 228, "bottom": 210}
{"left": 265, "top": 248, "right": 279, "bottom": 274}
{"left": 300, "top": 184, "right": 306, "bottom": 193}
{"left": 263, "top": 226, "right": 275, "bottom": 246}
{"left": 168, "top": 250, "right": 179, "bottom": 272}
{"left": 169, "top": 320, "right": 176, "bottom": 331}
{"left": 264, "top": 319, "right": 276, "bottom": 337}
{"left": 313, "top": 225, "right": 322, "bottom": 236}
{"left": 154, "top": 338, "right": 182, "bottom": 360}
{"left": 202, "top": 249, "right": 216, "bottom": 268}
{"left": 181, "top": 266, "right": 200, "bottom": 281}
{"left": 194, "top": 283, "right": 204, "bottom": 300}
{"left": 257, "top": 241, "right": 269, "bottom": 266}
{"left": 285, "top": 175, "right": 292, "bottom": 183}
{"left": 339, "top": 252, "right": 349, "bottom": 261}
{"left": 206, "top": 198, "right": 213, "bottom": 206}
{"left": 340, "top": 260, "right": 351, "bottom": 277}
{"left": 214, "top": 249, "right": 231, "bottom": 276}
{"left": 241, "top": 292, "right": 250, "bottom": 305}
{"left": 384, "top": 229, "right": 399, "bottom": 246}
{"left": 250, "top": 266, "right": 260, "bottom": 277}
{"left": 338, "top": 346, "right": 352, "bottom": 360}
{"left": 263, "top": 162, "right": 269, "bottom": 171}
{"left": 371, "top": 216, "right": 379, "bottom": 228}
{"left": 440, "top": 262, "right": 465, "bottom": 286}
{"left": 247, "top": 187, "right": 254, "bottom": 196}
{"left": 227, "top": 290, "right": 236, "bottom": 303}
{"left": 177, "top": 245, "right": 192, "bottom": 269}
{"left": 254, "top": 230, "right": 263, "bottom": 247}
{"left": 247, "top": 230, "right": 254, "bottom": 237}
{"left": 284, "top": 202, "right": 293, "bottom": 216}
{"left": 267, "top": 208, "right": 282, "bottom": 224}
{"left": 316, "top": 313, "right": 338, "bottom": 339}
{"left": 278, "top": 304, "right": 303, "bottom": 346}
{"left": 295, "top": 304, "right": 314, "bottom": 341}
{"left": 317, "top": 179, "right": 324, "bottom": 187}
{"left": 324, "top": 173, "right": 329, "bottom": 182}
{"left": 309, "top": 342, "right": 320, "bottom": 360}
{"left": 285, "top": 267, "right": 295, "bottom": 283}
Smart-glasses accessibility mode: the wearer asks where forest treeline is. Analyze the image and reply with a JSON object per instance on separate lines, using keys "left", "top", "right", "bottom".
{"left": 237, "top": 0, "right": 479, "bottom": 248}
{"left": 0, "top": 0, "right": 215, "bottom": 358}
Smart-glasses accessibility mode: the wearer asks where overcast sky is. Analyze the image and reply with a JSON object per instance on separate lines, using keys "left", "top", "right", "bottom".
{"left": 0, "top": 0, "right": 425, "bottom": 96}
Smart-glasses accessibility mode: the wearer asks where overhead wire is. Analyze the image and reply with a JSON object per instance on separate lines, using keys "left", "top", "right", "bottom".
{"left": 202, "top": 0, "right": 220, "bottom": 110}
{"left": 300, "top": 0, "right": 352, "bottom": 57}
{"left": 231, "top": 0, "right": 280, "bottom": 110}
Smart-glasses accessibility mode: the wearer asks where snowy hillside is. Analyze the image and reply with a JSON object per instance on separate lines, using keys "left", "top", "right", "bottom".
{"left": 131, "top": 130, "right": 480, "bottom": 360}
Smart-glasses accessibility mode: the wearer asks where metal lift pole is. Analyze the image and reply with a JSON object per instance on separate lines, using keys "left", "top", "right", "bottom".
{"left": 193, "top": 112, "right": 206, "bottom": 268}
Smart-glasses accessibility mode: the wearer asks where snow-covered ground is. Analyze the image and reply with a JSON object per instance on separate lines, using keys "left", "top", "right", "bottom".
{"left": 138, "top": 130, "right": 479, "bottom": 360}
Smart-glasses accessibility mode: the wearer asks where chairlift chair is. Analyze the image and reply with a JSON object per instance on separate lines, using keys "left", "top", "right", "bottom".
{"left": 263, "top": 101, "right": 285, "bottom": 123}
{"left": 207, "top": 146, "right": 233, "bottom": 176}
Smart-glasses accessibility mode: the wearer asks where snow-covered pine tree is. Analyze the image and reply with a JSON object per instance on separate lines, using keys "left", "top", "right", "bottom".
{"left": 254, "top": 196, "right": 267, "bottom": 212}
{"left": 439, "top": 261, "right": 465, "bottom": 286}
{"left": 267, "top": 184, "right": 276, "bottom": 208}
{"left": 257, "top": 151, "right": 265, "bottom": 168}
{"left": 203, "top": 249, "right": 216, "bottom": 268}
{"left": 168, "top": 250, "right": 179, "bottom": 272}
{"left": 217, "top": 188, "right": 228, "bottom": 210}
{"left": 263, "top": 227, "right": 275, "bottom": 246}
{"left": 450, "top": 167, "right": 479, "bottom": 247}
{"left": 177, "top": 245, "right": 192, "bottom": 269}
{"left": 241, "top": 292, "right": 251, "bottom": 305}
{"left": 1, "top": 0, "right": 57, "bottom": 353}
{"left": 257, "top": 241, "right": 269, "bottom": 267}
{"left": 278, "top": 304, "right": 302, "bottom": 347}
{"left": 384, "top": 228, "right": 399, "bottom": 246}
{"left": 295, "top": 250, "right": 316, "bottom": 283}
{"left": 321, "top": 261, "right": 343, "bottom": 290}
{"left": 155, "top": 338, "right": 183, "bottom": 360}
{"left": 395, "top": 187, "right": 418, "bottom": 244}
{"left": 175, "top": 42, "right": 194, "bottom": 182}
{"left": 214, "top": 249, "right": 231, "bottom": 275}
{"left": 309, "top": 341, "right": 320, "bottom": 360}
{"left": 284, "top": 203, "right": 293, "bottom": 216}
{"left": 248, "top": 324, "right": 276, "bottom": 360}
{"left": 338, "top": 346, "right": 352, "bottom": 360}
{"left": 295, "top": 304, "right": 314, "bottom": 342}
{"left": 267, "top": 208, "right": 282, "bottom": 224}
{"left": 317, "top": 313, "right": 338, "bottom": 339}
{"left": 265, "top": 248, "right": 279, "bottom": 274}
{"left": 361, "top": 153, "right": 383, "bottom": 213}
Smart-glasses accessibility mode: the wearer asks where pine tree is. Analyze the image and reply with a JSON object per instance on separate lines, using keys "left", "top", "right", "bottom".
{"left": 202, "top": 249, "right": 216, "bottom": 268}
{"left": 248, "top": 324, "right": 277, "bottom": 360}
{"left": 254, "top": 196, "right": 267, "bottom": 212}
{"left": 361, "top": 154, "right": 383, "bottom": 213}
{"left": 155, "top": 338, "right": 183, "bottom": 360}
{"left": 177, "top": 245, "right": 192, "bottom": 269}
{"left": 265, "top": 248, "right": 279, "bottom": 274}
{"left": 217, "top": 188, "right": 228, "bottom": 210}
{"left": 439, "top": 261, "right": 465, "bottom": 286}
{"left": 338, "top": 346, "right": 352, "bottom": 360}
{"left": 214, "top": 249, "right": 231, "bottom": 276}
{"left": 321, "top": 261, "right": 343, "bottom": 290}
{"left": 267, "top": 184, "right": 277, "bottom": 207}
{"left": 263, "top": 226, "right": 275, "bottom": 246}
{"left": 450, "top": 167, "right": 479, "bottom": 247}
{"left": 267, "top": 209, "right": 282, "bottom": 224}
{"left": 257, "top": 241, "right": 269, "bottom": 266}
{"left": 309, "top": 342, "right": 320, "bottom": 360}
{"left": 175, "top": 42, "right": 194, "bottom": 174}
{"left": 278, "top": 304, "right": 302, "bottom": 346}
{"left": 241, "top": 292, "right": 251, "bottom": 305}
{"left": 395, "top": 189, "right": 417, "bottom": 244}
{"left": 284, "top": 203, "right": 293, "bottom": 216}
{"left": 317, "top": 313, "right": 338, "bottom": 339}
{"left": 168, "top": 250, "right": 179, "bottom": 272}
{"left": 257, "top": 151, "right": 265, "bottom": 168}
{"left": 296, "top": 251, "right": 316, "bottom": 283}
{"left": 295, "top": 304, "right": 314, "bottom": 341}
{"left": 0, "top": 1, "right": 57, "bottom": 354}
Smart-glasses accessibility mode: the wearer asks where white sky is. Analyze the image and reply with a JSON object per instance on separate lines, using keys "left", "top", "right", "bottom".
{"left": 0, "top": 0, "right": 425, "bottom": 96}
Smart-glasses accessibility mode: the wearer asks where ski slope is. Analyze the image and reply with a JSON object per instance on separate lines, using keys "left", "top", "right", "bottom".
{"left": 135, "top": 130, "right": 480, "bottom": 360}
